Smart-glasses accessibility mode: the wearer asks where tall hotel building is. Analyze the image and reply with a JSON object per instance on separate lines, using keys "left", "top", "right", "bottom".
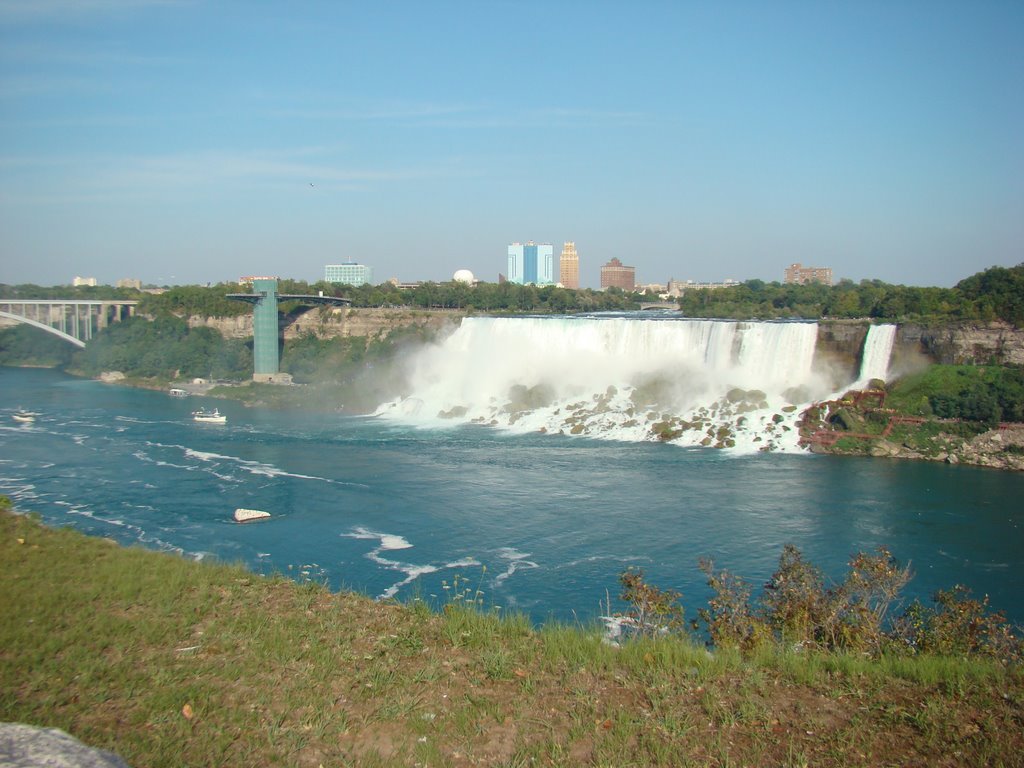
{"left": 599, "top": 258, "right": 636, "bottom": 291}
{"left": 507, "top": 242, "right": 555, "bottom": 285}
{"left": 559, "top": 242, "right": 579, "bottom": 289}
{"left": 784, "top": 263, "right": 833, "bottom": 286}
{"left": 325, "top": 262, "right": 373, "bottom": 286}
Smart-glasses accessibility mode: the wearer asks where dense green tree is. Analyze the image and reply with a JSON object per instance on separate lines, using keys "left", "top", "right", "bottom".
{"left": 0, "top": 283, "right": 139, "bottom": 301}
{"left": 955, "top": 264, "right": 1024, "bottom": 326}
{"left": 673, "top": 265, "right": 1024, "bottom": 324}
{"left": 0, "top": 325, "right": 76, "bottom": 367}
{"left": 70, "top": 315, "right": 251, "bottom": 380}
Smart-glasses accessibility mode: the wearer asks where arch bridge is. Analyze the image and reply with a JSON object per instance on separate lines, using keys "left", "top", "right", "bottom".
{"left": 0, "top": 299, "right": 138, "bottom": 348}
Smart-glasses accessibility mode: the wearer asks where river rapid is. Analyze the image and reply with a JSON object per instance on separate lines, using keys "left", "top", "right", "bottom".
{"left": 3, "top": 366, "right": 1023, "bottom": 627}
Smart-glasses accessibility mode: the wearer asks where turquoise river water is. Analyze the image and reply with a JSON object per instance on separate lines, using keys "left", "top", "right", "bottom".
{"left": 2, "top": 366, "right": 1022, "bottom": 628}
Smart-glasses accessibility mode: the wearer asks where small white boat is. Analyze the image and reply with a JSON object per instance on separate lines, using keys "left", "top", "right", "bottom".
{"left": 192, "top": 408, "right": 227, "bottom": 424}
{"left": 12, "top": 409, "right": 37, "bottom": 424}
{"left": 168, "top": 388, "right": 189, "bottom": 398}
{"left": 234, "top": 508, "right": 271, "bottom": 523}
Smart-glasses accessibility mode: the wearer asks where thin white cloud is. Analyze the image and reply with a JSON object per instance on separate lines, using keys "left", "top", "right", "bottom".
{"left": 0, "top": 146, "right": 472, "bottom": 204}
{"left": 0, "top": 0, "right": 186, "bottom": 23}
{"left": 97, "top": 150, "right": 399, "bottom": 189}
{"left": 0, "top": 73, "right": 116, "bottom": 99}
{"left": 1, "top": 39, "right": 178, "bottom": 67}
{"left": 269, "top": 102, "right": 483, "bottom": 123}
{"left": 269, "top": 101, "right": 652, "bottom": 129}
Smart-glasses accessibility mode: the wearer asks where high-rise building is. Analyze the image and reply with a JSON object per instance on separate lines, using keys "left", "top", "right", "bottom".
{"left": 600, "top": 258, "right": 635, "bottom": 291}
{"left": 784, "top": 263, "right": 833, "bottom": 285}
{"left": 72, "top": 276, "right": 97, "bottom": 287}
{"left": 559, "top": 242, "right": 579, "bottom": 289}
{"left": 325, "top": 262, "right": 373, "bottom": 286}
{"left": 507, "top": 242, "right": 554, "bottom": 285}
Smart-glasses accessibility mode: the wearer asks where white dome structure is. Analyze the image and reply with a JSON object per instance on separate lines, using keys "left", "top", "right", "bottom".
{"left": 453, "top": 269, "right": 475, "bottom": 284}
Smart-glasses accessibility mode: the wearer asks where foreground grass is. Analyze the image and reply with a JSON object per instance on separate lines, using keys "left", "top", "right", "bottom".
{"left": 2, "top": 511, "right": 1023, "bottom": 767}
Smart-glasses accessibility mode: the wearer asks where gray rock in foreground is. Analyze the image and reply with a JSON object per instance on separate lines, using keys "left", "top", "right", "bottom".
{"left": 0, "top": 723, "right": 130, "bottom": 767}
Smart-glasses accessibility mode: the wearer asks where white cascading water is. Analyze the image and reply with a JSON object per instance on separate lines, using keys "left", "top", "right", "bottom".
{"left": 377, "top": 316, "right": 837, "bottom": 453}
{"left": 856, "top": 324, "right": 897, "bottom": 385}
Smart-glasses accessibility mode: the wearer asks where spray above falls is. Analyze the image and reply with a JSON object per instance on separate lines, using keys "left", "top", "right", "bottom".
{"left": 377, "top": 316, "right": 850, "bottom": 452}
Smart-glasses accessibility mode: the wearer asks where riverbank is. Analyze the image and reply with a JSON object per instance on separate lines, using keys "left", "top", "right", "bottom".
{"left": 799, "top": 384, "right": 1024, "bottom": 472}
{"left": 3, "top": 507, "right": 1022, "bottom": 767}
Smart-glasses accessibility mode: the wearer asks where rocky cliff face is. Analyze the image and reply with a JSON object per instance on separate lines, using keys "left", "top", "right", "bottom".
{"left": 186, "top": 307, "right": 465, "bottom": 341}
{"left": 814, "top": 321, "right": 868, "bottom": 387}
{"left": 897, "top": 322, "right": 1024, "bottom": 366}
{"left": 814, "top": 320, "right": 1024, "bottom": 384}
{"left": 182, "top": 312, "right": 1023, "bottom": 373}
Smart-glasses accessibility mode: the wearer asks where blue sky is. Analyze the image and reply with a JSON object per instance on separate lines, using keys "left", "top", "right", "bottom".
{"left": 1, "top": 1, "right": 1021, "bottom": 289}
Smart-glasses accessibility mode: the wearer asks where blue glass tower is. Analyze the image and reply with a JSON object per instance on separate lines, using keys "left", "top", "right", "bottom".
{"left": 507, "top": 242, "right": 554, "bottom": 285}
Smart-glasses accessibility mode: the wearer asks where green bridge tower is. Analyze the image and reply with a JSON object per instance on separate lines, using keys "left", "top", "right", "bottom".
{"left": 227, "top": 277, "right": 351, "bottom": 383}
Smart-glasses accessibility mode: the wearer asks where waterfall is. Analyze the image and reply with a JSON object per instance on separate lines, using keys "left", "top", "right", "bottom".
{"left": 377, "top": 315, "right": 840, "bottom": 452}
{"left": 857, "top": 324, "right": 897, "bottom": 384}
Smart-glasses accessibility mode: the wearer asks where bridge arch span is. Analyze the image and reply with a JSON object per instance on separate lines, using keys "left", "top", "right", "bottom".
{"left": 0, "top": 310, "right": 86, "bottom": 348}
{"left": 0, "top": 299, "right": 136, "bottom": 348}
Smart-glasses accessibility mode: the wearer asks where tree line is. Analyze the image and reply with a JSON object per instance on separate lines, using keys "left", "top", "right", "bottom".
{"left": 126, "top": 280, "right": 648, "bottom": 317}
{"left": 4, "top": 263, "right": 1021, "bottom": 324}
{"left": 677, "top": 264, "right": 1024, "bottom": 325}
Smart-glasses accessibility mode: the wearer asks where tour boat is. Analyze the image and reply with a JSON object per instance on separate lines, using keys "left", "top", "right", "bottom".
{"left": 168, "top": 387, "right": 189, "bottom": 397}
{"left": 192, "top": 408, "right": 227, "bottom": 424}
{"left": 12, "top": 409, "right": 37, "bottom": 424}
{"left": 234, "top": 508, "right": 271, "bottom": 523}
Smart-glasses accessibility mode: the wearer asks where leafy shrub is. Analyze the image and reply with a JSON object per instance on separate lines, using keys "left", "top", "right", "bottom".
{"left": 615, "top": 567, "right": 686, "bottom": 639}
{"left": 697, "top": 558, "right": 769, "bottom": 651}
{"left": 894, "top": 585, "right": 1022, "bottom": 664}
{"left": 639, "top": 545, "right": 1021, "bottom": 663}
{"left": 761, "top": 544, "right": 828, "bottom": 646}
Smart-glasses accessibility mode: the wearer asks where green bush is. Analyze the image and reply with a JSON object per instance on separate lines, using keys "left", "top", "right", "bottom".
{"left": 889, "top": 364, "right": 1024, "bottom": 425}
{"left": 894, "top": 586, "right": 1022, "bottom": 664}
{"left": 614, "top": 567, "right": 686, "bottom": 639}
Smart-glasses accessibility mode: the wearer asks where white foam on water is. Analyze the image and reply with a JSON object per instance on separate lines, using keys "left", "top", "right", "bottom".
{"left": 343, "top": 526, "right": 413, "bottom": 550}
{"left": 53, "top": 501, "right": 186, "bottom": 556}
{"left": 341, "top": 527, "right": 480, "bottom": 600}
{"left": 493, "top": 547, "right": 539, "bottom": 585}
{"left": 140, "top": 441, "right": 350, "bottom": 486}
{"left": 0, "top": 480, "right": 40, "bottom": 504}
{"left": 559, "top": 553, "right": 652, "bottom": 568}
{"left": 132, "top": 449, "right": 197, "bottom": 472}
{"left": 183, "top": 447, "right": 333, "bottom": 482}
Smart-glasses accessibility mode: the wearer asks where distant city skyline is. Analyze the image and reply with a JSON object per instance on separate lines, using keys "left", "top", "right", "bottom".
{"left": 1, "top": 2, "right": 1021, "bottom": 290}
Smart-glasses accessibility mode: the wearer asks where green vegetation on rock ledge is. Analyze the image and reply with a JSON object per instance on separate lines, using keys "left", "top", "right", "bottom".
{"left": 887, "top": 365, "right": 1024, "bottom": 424}
{"left": 801, "top": 366, "right": 1024, "bottom": 469}
{"left": 2, "top": 502, "right": 1022, "bottom": 767}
